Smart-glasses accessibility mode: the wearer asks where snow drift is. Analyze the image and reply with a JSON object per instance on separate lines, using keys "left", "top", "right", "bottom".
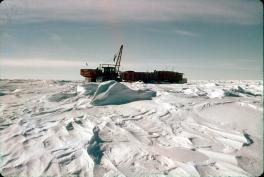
{"left": 90, "top": 80, "right": 156, "bottom": 106}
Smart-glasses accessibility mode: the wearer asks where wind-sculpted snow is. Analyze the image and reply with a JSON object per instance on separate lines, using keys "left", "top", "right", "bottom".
{"left": 0, "top": 80, "right": 262, "bottom": 177}
{"left": 90, "top": 80, "right": 156, "bottom": 106}
{"left": 48, "top": 92, "right": 77, "bottom": 102}
{"left": 180, "top": 81, "right": 263, "bottom": 99}
{"left": 77, "top": 83, "right": 98, "bottom": 96}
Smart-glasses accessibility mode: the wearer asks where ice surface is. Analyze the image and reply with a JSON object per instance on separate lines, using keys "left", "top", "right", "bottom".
{"left": 0, "top": 79, "right": 262, "bottom": 177}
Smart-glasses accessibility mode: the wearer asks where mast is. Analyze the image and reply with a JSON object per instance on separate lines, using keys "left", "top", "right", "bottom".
{"left": 114, "top": 44, "right": 123, "bottom": 73}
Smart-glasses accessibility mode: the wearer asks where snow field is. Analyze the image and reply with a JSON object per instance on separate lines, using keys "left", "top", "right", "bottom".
{"left": 0, "top": 79, "right": 262, "bottom": 177}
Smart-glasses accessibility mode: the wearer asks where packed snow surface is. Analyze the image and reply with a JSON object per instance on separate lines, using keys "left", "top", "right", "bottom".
{"left": 0, "top": 79, "right": 263, "bottom": 177}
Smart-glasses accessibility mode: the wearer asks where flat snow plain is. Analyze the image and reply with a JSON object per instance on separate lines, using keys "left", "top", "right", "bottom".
{"left": 0, "top": 79, "right": 263, "bottom": 177}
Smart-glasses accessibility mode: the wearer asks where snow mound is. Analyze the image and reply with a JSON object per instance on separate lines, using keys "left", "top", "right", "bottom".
{"left": 90, "top": 80, "right": 156, "bottom": 106}
{"left": 182, "top": 87, "right": 206, "bottom": 97}
{"left": 236, "top": 85, "right": 262, "bottom": 96}
{"left": 77, "top": 83, "right": 98, "bottom": 96}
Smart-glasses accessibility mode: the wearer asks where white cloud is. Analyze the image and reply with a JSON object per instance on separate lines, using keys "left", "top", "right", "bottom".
{"left": 0, "top": 58, "right": 90, "bottom": 68}
{"left": 0, "top": 0, "right": 261, "bottom": 25}
{"left": 173, "top": 30, "right": 198, "bottom": 37}
{"left": 149, "top": 28, "right": 198, "bottom": 37}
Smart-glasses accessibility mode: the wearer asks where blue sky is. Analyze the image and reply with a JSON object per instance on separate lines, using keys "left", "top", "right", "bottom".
{"left": 0, "top": 0, "right": 262, "bottom": 80}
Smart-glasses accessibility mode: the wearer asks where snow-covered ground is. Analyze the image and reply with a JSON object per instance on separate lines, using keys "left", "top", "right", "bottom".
{"left": 0, "top": 79, "right": 263, "bottom": 177}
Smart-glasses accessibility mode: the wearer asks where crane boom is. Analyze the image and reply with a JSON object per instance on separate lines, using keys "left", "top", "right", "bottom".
{"left": 114, "top": 44, "right": 123, "bottom": 73}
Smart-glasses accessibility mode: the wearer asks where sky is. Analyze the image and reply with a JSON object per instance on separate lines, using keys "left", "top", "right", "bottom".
{"left": 0, "top": 0, "right": 262, "bottom": 80}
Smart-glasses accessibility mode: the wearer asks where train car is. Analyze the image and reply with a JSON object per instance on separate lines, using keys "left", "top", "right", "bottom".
{"left": 121, "top": 70, "right": 186, "bottom": 83}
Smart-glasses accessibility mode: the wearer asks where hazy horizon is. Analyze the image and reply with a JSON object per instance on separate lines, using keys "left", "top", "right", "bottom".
{"left": 0, "top": 0, "right": 263, "bottom": 80}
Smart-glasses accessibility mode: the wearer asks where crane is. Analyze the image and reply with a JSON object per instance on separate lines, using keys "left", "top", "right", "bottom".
{"left": 114, "top": 44, "right": 123, "bottom": 74}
